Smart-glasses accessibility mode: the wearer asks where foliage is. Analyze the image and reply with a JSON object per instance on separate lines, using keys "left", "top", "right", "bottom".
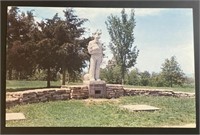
{"left": 36, "top": 9, "right": 90, "bottom": 87}
{"left": 149, "top": 72, "right": 165, "bottom": 87}
{"left": 139, "top": 71, "right": 151, "bottom": 86}
{"left": 161, "top": 56, "right": 186, "bottom": 87}
{"left": 101, "top": 55, "right": 191, "bottom": 88}
{"left": 7, "top": 7, "right": 40, "bottom": 80}
{"left": 105, "top": 9, "right": 139, "bottom": 84}
{"left": 28, "top": 69, "right": 47, "bottom": 81}
{"left": 124, "top": 68, "right": 140, "bottom": 85}
{"left": 100, "top": 57, "right": 122, "bottom": 84}
{"left": 6, "top": 7, "right": 90, "bottom": 87}
{"left": 100, "top": 65, "right": 122, "bottom": 84}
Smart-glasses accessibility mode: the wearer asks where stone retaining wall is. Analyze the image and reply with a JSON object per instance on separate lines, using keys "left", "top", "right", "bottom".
{"left": 124, "top": 88, "right": 195, "bottom": 98}
{"left": 106, "top": 84, "right": 124, "bottom": 98}
{"left": 6, "top": 88, "right": 71, "bottom": 108}
{"left": 6, "top": 85, "right": 195, "bottom": 108}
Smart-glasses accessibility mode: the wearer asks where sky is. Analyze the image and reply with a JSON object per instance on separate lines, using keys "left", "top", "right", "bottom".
{"left": 10, "top": 7, "right": 194, "bottom": 75}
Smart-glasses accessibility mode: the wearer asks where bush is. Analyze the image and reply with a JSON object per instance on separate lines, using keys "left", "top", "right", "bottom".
{"left": 28, "top": 69, "right": 47, "bottom": 81}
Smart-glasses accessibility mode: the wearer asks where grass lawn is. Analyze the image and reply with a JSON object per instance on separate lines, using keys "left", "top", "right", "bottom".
{"left": 6, "top": 80, "right": 60, "bottom": 90}
{"left": 6, "top": 80, "right": 195, "bottom": 93}
{"left": 123, "top": 85, "right": 195, "bottom": 93}
{"left": 6, "top": 96, "right": 196, "bottom": 127}
{"left": 6, "top": 80, "right": 82, "bottom": 92}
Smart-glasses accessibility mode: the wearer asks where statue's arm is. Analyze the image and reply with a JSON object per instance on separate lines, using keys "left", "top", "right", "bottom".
{"left": 88, "top": 41, "right": 102, "bottom": 54}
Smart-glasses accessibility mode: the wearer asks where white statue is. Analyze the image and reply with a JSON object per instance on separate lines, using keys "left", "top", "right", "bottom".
{"left": 87, "top": 30, "right": 103, "bottom": 81}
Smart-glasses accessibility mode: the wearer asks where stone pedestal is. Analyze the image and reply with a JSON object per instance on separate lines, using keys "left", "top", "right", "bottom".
{"left": 86, "top": 81, "right": 106, "bottom": 98}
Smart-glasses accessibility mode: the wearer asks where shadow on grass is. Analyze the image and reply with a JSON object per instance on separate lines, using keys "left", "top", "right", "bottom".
{"left": 6, "top": 86, "right": 61, "bottom": 92}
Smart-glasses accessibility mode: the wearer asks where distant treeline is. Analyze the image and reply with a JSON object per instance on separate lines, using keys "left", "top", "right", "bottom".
{"left": 100, "top": 56, "right": 194, "bottom": 87}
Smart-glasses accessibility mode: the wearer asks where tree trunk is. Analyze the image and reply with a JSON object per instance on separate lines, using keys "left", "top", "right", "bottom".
{"left": 19, "top": 71, "right": 23, "bottom": 80}
{"left": 121, "top": 67, "right": 125, "bottom": 85}
{"left": 62, "top": 68, "right": 66, "bottom": 85}
{"left": 67, "top": 70, "right": 69, "bottom": 84}
{"left": 170, "top": 80, "right": 173, "bottom": 87}
{"left": 8, "top": 68, "right": 12, "bottom": 80}
{"left": 122, "top": 78, "right": 124, "bottom": 85}
{"left": 47, "top": 67, "right": 51, "bottom": 88}
{"left": 17, "top": 71, "right": 20, "bottom": 80}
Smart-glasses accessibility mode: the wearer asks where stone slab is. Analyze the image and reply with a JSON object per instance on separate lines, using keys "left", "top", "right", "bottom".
{"left": 6, "top": 113, "right": 26, "bottom": 121}
{"left": 120, "top": 104, "right": 160, "bottom": 112}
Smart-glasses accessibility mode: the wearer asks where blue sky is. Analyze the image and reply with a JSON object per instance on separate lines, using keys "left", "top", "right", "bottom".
{"left": 10, "top": 7, "right": 194, "bottom": 75}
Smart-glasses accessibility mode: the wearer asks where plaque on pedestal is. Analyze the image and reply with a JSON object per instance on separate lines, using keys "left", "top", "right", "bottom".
{"left": 87, "top": 81, "right": 106, "bottom": 98}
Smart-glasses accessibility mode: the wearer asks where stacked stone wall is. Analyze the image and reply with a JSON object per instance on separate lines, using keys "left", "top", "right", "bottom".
{"left": 6, "top": 85, "right": 195, "bottom": 108}
{"left": 6, "top": 88, "right": 71, "bottom": 108}
{"left": 68, "top": 85, "right": 89, "bottom": 99}
{"left": 106, "top": 84, "right": 124, "bottom": 98}
{"left": 124, "top": 88, "right": 195, "bottom": 98}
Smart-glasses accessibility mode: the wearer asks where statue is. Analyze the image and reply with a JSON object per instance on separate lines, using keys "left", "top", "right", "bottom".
{"left": 83, "top": 30, "right": 106, "bottom": 98}
{"left": 87, "top": 30, "right": 103, "bottom": 81}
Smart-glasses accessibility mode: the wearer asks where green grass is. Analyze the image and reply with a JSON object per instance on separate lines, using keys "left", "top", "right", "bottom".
{"left": 123, "top": 85, "right": 195, "bottom": 93}
{"left": 6, "top": 96, "right": 196, "bottom": 127}
{"left": 6, "top": 80, "right": 60, "bottom": 89}
{"left": 6, "top": 80, "right": 195, "bottom": 93}
{"left": 6, "top": 80, "right": 82, "bottom": 92}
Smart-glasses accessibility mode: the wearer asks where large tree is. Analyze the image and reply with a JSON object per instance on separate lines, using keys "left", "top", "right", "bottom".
{"left": 36, "top": 13, "right": 61, "bottom": 87}
{"left": 7, "top": 7, "right": 40, "bottom": 79}
{"left": 55, "top": 9, "right": 90, "bottom": 85}
{"left": 105, "top": 9, "right": 139, "bottom": 84}
{"left": 37, "top": 9, "right": 90, "bottom": 87}
{"left": 7, "top": 7, "right": 21, "bottom": 80}
{"left": 161, "top": 56, "right": 186, "bottom": 87}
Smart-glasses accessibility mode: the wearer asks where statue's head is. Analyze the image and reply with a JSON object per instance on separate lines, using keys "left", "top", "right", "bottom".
{"left": 92, "top": 29, "right": 102, "bottom": 40}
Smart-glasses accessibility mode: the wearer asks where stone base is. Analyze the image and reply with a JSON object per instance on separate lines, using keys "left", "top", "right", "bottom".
{"left": 88, "top": 80, "right": 106, "bottom": 98}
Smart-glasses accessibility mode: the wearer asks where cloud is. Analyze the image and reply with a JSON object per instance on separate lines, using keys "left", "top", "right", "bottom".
{"left": 75, "top": 8, "right": 122, "bottom": 19}
{"left": 135, "top": 8, "right": 166, "bottom": 16}
{"left": 17, "top": 7, "right": 167, "bottom": 26}
{"left": 39, "top": 8, "right": 165, "bottom": 22}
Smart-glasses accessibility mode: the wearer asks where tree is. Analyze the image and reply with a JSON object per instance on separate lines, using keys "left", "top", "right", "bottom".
{"left": 149, "top": 72, "right": 165, "bottom": 87}
{"left": 100, "top": 65, "right": 122, "bottom": 84}
{"left": 35, "top": 38, "right": 58, "bottom": 87}
{"left": 7, "top": 7, "right": 40, "bottom": 80}
{"left": 55, "top": 9, "right": 89, "bottom": 85}
{"left": 36, "top": 13, "right": 61, "bottom": 87}
{"left": 161, "top": 56, "right": 186, "bottom": 87}
{"left": 139, "top": 71, "right": 151, "bottom": 86}
{"left": 125, "top": 68, "right": 140, "bottom": 85}
{"left": 36, "top": 9, "right": 90, "bottom": 87}
{"left": 8, "top": 40, "right": 37, "bottom": 79}
{"left": 100, "top": 57, "right": 122, "bottom": 84}
{"left": 7, "top": 7, "right": 21, "bottom": 80}
{"left": 105, "top": 9, "right": 139, "bottom": 84}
